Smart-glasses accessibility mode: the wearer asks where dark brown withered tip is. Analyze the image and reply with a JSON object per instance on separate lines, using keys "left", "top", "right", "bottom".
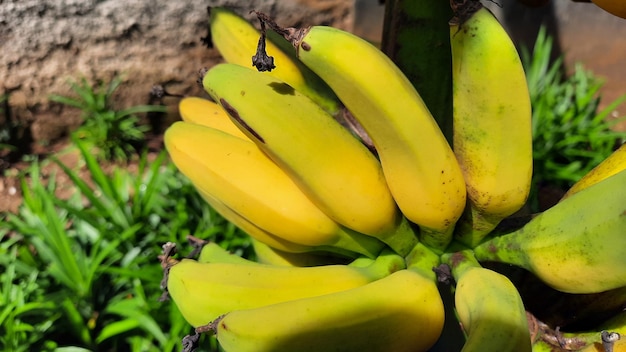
{"left": 449, "top": 0, "right": 483, "bottom": 26}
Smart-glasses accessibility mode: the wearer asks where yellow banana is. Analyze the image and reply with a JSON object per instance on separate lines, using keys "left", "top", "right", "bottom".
{"left": 449, "top": 2, "right": 533, "bottom": 248}
{"left": 562, "top": 143, "right": 626, "bottom": 200}
{"left": 165, "top": 249, "right": 405, "bottom": 328}
{"left": 210, "top": 244, "right": 444, "bottom": 352}
{"left": 276, "top": 23, "right": 466, "bottom": 252}
{"left": 591, "top": 0, "right": 626, "bottom": 19}
{"left": 251, "top": 238, "right": 347, "bottom": 267}
{"left": 473, "top": 169, "right": 626, "bottom": 294}
{"left": 178, "top": 96, "right": 250, "bottom": 140}
{"left": 208, "top": 7, "right": 341, "bottom": 114}
{"left": 444, "top": 250, "right": 531, "bottom": 352}
{"left": 164, "top": 121, "right": 385, "bottom": 258}
{"left": 195, "top": 189, "right": 331, "bottom": 255}
{"left": 203, "top": 63, "right": 418, "bottom": 256}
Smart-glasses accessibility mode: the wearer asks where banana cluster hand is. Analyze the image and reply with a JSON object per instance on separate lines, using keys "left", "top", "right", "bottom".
{"left": 160, "top": 1, "right": 626, "bottom": 351}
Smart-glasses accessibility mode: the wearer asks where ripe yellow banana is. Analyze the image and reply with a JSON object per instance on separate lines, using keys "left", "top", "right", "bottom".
{"left": 195, "top": 188, "right": 330, "bottom": 255}
{"left": 203, "top": 63, "right": 418, "bottom": 256}
{"left": 473, "top": 169, "right": 626, "bottom": 294}
{"left": 449, "top": 2, "right": 533, "bottom": 248}
{"left": 164, "top": 121, "right": 385, "bottom": 258}
{"left": 178, "top": 96, "right": 250, "bottom": 140}
{"left": 277, "top": 23, "right": 466, "bottom": 251}
{"left": 210, "top": 245, "right": 444, "bottom": 352}
{"left": 251, "top": 238, "right": 346, "bottom": 267}
{"left": 562, "top": 143, "right": 626, "bottom": 200}
{"left": 591, "top": 0, "right": 626, "bottom": 19}
{"left": 165, "top": 249, "right": 405, "bottom": 328}
{"left": 444, "top": 250, "right": 531, "bottom": 352}
{"left": 209, "top": 7, "right": 341, "bottom": 114}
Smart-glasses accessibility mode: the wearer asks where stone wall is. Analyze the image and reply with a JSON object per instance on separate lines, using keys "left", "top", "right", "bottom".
{"left": 0, "top": 0, "right": 355, "bottom": 146}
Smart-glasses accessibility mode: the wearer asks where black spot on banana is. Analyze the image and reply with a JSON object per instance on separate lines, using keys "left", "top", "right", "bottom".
{"left": 219, "top": 98, "right": 265, "bottom": 143}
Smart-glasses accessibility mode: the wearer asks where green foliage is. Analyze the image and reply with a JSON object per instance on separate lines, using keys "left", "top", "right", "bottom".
{"left": 49, "top": 76, "right": 167, "bottom": 162}
{"left": 521, "top": 27, "right": 626, "bottom": 211}
{"left": 0, "top": 94, "right": 21, "bottom": 155}
{"left": 0, "top": 137, "right": 252, "bottom": 351}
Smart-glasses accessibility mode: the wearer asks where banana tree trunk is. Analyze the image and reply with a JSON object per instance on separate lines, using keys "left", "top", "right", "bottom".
{"left": 381, "top": 0, "right": 454, "bottom": 143}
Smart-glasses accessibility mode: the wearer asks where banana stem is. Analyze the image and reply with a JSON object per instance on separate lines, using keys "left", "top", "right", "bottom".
{"left": 440, "top": 249, "right": 481, "bottom": 282}
{"left": 381, "top": 0, "right": 454, "bottom": 143}
{"left": 405, "top": 241, "right": 440, "bottom": 281}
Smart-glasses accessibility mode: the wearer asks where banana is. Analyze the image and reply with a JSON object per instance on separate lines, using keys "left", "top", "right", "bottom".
{"left": 209, "top": 243, "right": 444, "bottom": 352}
{"left": 164, "top": 121, "right": 385, "bottom": 258}
{"left": 591, "top": 0, "right": 626, "bottom": 19}
{"left": 562, "top": 143, "right": 626, "bottom": 200}
{"left": 208, "top": 7, "right": 341, "bottom": 114}
{"left": 251, "top": 238, "right": 347, "bottom": 267}
{"left": 196, "top": 241, "right": 254, "bottom": 265}
{"left": 473, "top": 169, "right": 626, "bottom": 294}
{"left": 274, "top": 22, "right": 466, "bottom": 251}
{"left": 449, "top": 2, "right": 533, "bottom": 248}
{"left": 443, "top": 250, "right": 531, "bottom": 352}
{"left": 203, "top": 63, "right": 418, "bottom": 256}
{"left": 178, "top": 96, "right": 250, "bottom": 140}
{"left": 165, "top": 249, "right": 405, "bottom": 328}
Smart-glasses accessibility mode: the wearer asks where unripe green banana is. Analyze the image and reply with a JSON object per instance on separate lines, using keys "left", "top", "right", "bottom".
{"left": 279, "top": 24, "right": 466, "bottom": 251}
{"left": 251, "top": 238, "right": 347, "bottom": 267}
{"left": 562, "top": 142, "right": 626, "bottom": 200}
{"left": 209, "top": 7, "right": 341, "bottom": 114}
{"left": 197, "top": 241, "right": 254, "bottom": 265}
{"left": 165, "top": 249, "right": 405, "bottom": 328}
{"left": 210, "top": 246, "right": 444, "bottom": 352}
{"left": 203, "top": 63, "right": 418, "bottom": 256}
{"left": 473, "top": 169, "right": 626, "bottom": 294}
{"left": 449, "top": 2, "right": 533, "bottom": 248}
{"left": 443, "top": 250, "right": 531, "bottom": 352}
{"left": 178, "top": 96, "right": 250, "bottom": 140}
{"left": 164, "top": 121, "right": 385, "bottom": 258}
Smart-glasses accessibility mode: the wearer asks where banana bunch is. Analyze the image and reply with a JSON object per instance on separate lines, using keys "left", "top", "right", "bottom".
{"left": 159, "top": 1, "right": 626, "bottom": 351}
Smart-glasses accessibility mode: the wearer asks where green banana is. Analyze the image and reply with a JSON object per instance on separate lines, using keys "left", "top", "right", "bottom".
{"left": 562, "top": 142, "right": 626, "bottom": 200}
{"left": 203, "top": 63, "right": 418, "bottom": 256}
{"left": 210, "top": 243, "right": 444, "bottom": 352}
{"left": 196, "top": 241, "right": 254, "bottom": 265}
{"left": 473, "top": 169, "right": 626, "bottom": 294}
{"left": 276, "top": 22, "right": 466, "bottom": 252}
{"left": 450, "top": 1, "right": 533, "bottom": 248}
{"left": 381, "top": 0, "right": 454, "bottom": 141}
{"left": 209, "top": 7, "right": 341, "bottom": 114}
{"left": 443, "top": 250, "right": 531, "bottom": 352}
{"left": 164, "top": 121, "right": 385, "bottom": 258}
{"left": 165, "top": 249, "right": 405, "bottom": 328}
